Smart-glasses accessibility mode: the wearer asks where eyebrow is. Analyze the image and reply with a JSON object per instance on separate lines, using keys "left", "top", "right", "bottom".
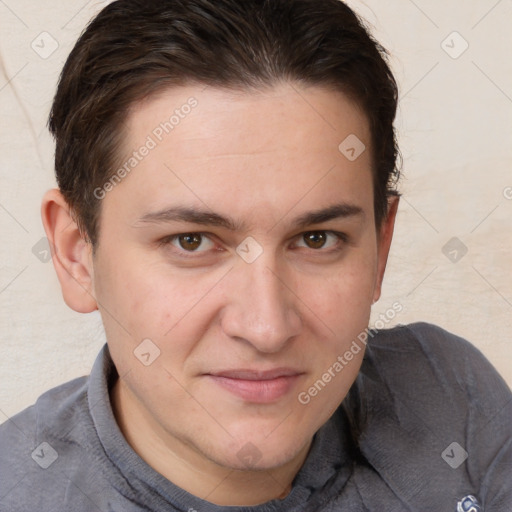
{"left": 136, "top": 202, "right": 364, "bottom": 231}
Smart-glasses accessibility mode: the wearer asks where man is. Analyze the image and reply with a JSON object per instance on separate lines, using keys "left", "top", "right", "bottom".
{"left": 1, "top": 0, "right": 510, "bottom": 510}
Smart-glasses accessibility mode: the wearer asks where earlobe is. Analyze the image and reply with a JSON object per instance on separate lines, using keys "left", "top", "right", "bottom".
{"left": 41, "top": 188, "right": 98, "bottom": 313}
{"left": 372, "top": 195, "right": 400, "bottom": 304}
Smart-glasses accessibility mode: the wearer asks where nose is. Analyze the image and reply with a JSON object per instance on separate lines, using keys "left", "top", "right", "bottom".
{"left": 220, "top": 254, "right": 302, "bottom": 354}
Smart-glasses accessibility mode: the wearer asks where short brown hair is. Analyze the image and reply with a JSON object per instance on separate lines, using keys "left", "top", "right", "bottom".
{"left": 48, "top": 0, "right": 401, "bottom": 247}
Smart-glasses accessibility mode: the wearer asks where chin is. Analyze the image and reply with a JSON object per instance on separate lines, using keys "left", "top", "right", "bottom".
{"left": 205, "top": 430, "right": 311, "bottom": 472}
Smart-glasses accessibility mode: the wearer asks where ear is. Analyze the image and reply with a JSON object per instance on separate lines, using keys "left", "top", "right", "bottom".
{"left": 372, "top": 195, "right": 400, "bottom": 304}
{"left": 41, "top": 188, "right": 98, "bottom": 313}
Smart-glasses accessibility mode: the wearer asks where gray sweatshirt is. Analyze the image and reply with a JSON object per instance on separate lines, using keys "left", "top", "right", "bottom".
{"left": 1, "top": 322, "right": 511, "bottom": 511}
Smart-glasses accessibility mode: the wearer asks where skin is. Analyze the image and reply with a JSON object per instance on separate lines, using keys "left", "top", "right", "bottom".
{"left": 42, "top": 82, "right": 399, "bottom": 506}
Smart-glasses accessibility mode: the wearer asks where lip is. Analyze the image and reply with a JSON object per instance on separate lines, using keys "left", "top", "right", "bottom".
{"left": 206, "top": 368, "right": 303, "bottom": 403}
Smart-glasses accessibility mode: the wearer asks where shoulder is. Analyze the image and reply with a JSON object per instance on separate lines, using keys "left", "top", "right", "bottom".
{"left": 0, "top": 373, "right": 89, "bottom": 439}
{"left": 0, "top": 375, "right": 89, "bottom": 502}
{"left": 369, "top": 320, "right": 487, "bottom": 360}
{"left": 363, "top": 321, "right": 512, "bottom": 432}
{"left": 347, "top": 321, "right": 512, "bottom": 508}
{"left": 367, "top": 321, "right": 511, "bottom": 404}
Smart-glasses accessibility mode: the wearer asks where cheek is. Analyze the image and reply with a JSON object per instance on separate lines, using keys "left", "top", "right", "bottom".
{"left": 92, "top": 248, "right": 170, "bottom": 349}
{"left": 116, "top": 264, "right": 224, "bottom": 365}
{"left": 301, "top": 252, "right": 378, "bottom": 326}
{"left": 95, "top": 249, "right": 171, "bottom": 327}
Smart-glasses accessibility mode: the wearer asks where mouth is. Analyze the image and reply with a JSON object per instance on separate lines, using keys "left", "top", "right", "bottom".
{"left": 206, "top": 368, "right": 304, "bottom": 403}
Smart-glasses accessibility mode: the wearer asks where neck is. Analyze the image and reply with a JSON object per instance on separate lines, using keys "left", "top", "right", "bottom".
{"left": 111, "top": 378, "right": 312, "bottom": 506}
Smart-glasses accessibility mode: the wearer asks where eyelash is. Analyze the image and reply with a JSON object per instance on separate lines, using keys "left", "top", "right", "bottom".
{"left": 158, "top": 230, "right": 349, "bottom": 259}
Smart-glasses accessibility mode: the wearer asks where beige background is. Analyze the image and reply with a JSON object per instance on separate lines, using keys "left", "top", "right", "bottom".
{"left": 1, "top": 0, "right": 511, "bottom": 420}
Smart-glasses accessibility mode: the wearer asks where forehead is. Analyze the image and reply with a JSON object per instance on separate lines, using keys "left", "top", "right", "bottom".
{"left": 102, "top": 83, "right": 373, "bottom": 230}
{"left": 125, "top": 83, "right": 370, "bottom": 156}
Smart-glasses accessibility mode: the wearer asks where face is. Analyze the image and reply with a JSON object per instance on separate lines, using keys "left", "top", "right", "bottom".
{"left": 90, "top": 83, "right": 393, "bottom": 475}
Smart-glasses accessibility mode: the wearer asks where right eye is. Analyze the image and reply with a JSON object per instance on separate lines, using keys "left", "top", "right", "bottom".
{"left": 159, "top": 232, "right": 217, "bottom": 255}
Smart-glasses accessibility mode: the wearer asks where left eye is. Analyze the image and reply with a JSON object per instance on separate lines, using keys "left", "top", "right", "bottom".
{"left": 295, "top": 231, "right": 344, "bottom": 250}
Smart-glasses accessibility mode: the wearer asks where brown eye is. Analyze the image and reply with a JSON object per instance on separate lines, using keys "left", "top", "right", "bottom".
{"left": 303, "top": 231, "right": 327, "bottom": 249}
{"left": 161, "top": 232, "right": 216, "bottom": 256}
{"left": 178, "top": 233, "right": 203, "bottom": 251}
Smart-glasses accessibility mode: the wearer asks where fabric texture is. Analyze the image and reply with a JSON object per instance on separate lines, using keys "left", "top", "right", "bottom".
{"left": 1, "top": 322, "right": 511, "bottom": 511}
